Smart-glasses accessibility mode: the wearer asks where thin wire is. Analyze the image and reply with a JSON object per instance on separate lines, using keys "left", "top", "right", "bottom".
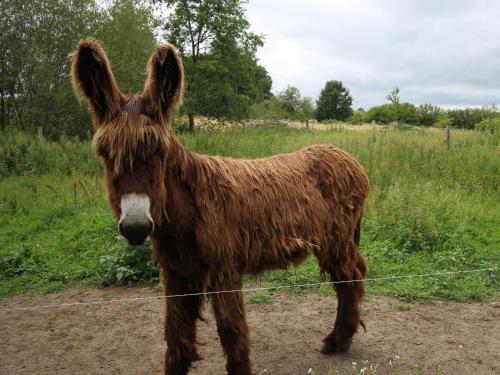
{"left": 450, "top": 142, "right": 500, "bottom": 149}
{"left": 0, "top": 267, "right": 496, "bottom": 312}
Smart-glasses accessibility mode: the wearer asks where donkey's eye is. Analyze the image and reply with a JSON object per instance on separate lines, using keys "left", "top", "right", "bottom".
{"left": 98, "top": 147, "right": 109, "bottom": 158}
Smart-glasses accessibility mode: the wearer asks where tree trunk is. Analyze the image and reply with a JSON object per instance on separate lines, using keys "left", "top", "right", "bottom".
{"left": 188, "top": 112, "right": 195, "bottom": 132}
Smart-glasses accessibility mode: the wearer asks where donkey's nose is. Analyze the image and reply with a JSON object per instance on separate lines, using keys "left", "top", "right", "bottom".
{"left": 118, "top": 218, "right": 154, "bottom": 246}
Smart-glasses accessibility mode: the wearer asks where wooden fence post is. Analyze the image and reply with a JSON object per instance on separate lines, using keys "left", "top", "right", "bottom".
{"left": 37, "top": 126, "right": 43, "bottom": 139}
{"left": 446, "top": 126, "right": 451, "bottom": 150}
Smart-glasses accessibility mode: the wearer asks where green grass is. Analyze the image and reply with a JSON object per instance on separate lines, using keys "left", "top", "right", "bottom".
{"left": 0, "top": 125, "right": 499, "bottom": 300}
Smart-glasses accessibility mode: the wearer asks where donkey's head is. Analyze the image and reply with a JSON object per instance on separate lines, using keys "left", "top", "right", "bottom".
{"left": 71, "top": 39, "right": 184, "bottom": 246}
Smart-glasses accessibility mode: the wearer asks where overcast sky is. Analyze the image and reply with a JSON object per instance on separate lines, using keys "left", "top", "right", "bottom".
{"left": 245, "top": 0, "right": 500, "bottom": 109}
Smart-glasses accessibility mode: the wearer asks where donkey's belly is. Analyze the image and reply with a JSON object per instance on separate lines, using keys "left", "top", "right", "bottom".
{"left": 245, "top": 237, "right": 317, "bottom": 274}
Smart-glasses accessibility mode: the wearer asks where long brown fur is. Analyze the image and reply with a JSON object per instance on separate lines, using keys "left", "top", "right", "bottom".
{"left": 71, "top": 38, "right": 370, "bottom": 375}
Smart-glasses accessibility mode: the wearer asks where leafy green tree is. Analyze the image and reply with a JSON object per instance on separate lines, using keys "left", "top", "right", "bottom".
{"left": 366, "top": 102, "right": 421, "bottom": 125}
{"left": 0, "top": 0, "right": 161, "bottom": 139}
{"left": 386, "top": 87, "right": 400, "bottom": 104}
{"left": 0, "top": 0, "right": 28, "bottom": 130}
{"left": 417, "top": 103, "right": 443, "bottom": 126}
{"left": 446, "top": 106, "right": 499, "bottom": 129}
{"left": 475, "top": 117, "right": 500, "bottom": 133}
{"left": 315, "top": 80, "right": 353, "bottom": 121}
{"left": 0, "top": 0, "right": 100, "bottom": 137}
{"left": 348, "top": 108, "right": 367, "bottom": 124}
{"left": 97, "top": 0, "right": 157, "bottom": 94}
{"left": 298, "top": 96, "right": 315, "bottom": 123}
{"left": 249, "top": 95, "right": 288, "bottom": 120}
{"left": 163, "top": 0, "right": 271, "bottom": 130}
{"left": 398, "top": 103, "right": 421, "bottom": 124}
{"left": 366, "top": 104, "right": 396, "bottom": 124}
{"left": 278, "top": 86, "right": 302, "bottom": 115}
{"left": 385, "top": 87, "right": 402, "bottom": 124}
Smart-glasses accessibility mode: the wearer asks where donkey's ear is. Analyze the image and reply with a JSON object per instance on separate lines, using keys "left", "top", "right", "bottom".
{"left": 71, "top": 38, "right": 123, "bottom": 125}
{"left": 144, "top": 43, "right": 184, "bottom": 119}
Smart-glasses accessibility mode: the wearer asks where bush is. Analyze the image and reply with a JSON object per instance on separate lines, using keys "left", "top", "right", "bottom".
{"left": 417, "top": 103, "right": 444, "bottom": 126}
{"left": 366, "top": 104, "right": 396, "bottom": 124}
{"left": 98, "top": 244, "right": 158, "bottom": 286}
{"left": 249, "top": 97, "right": 289, "bottom": 120}
{"left": 434, "top": 116, "right": 452, "bottom": 128}
{"left": 397, "top": 103, "right": 421, "bottom": 124}
{"left": 475, "top": 117, "right": 500, "bottom": 134}
{"left": 347, "top": 108, "right": 368, "bottom": 124}
{"left": 0, "top": 245, "right": 33, "bottom": 277}
{"left": 0, "top": 129, "right": 99, "bottom": 177}
{"left": 446, "top": 106, "right": 499, "bottom": 129}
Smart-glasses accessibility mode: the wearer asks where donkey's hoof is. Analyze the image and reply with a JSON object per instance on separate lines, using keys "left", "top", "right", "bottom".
{"left": 320, "top": 337, "right": 352, "bottom": 355}
{"left": 320, "top": 342, "right": 337, "bottom": 354}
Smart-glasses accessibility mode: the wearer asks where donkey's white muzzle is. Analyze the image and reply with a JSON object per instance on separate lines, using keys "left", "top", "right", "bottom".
{"left": 118, "top": 194, "right": 154, "bottom": 246}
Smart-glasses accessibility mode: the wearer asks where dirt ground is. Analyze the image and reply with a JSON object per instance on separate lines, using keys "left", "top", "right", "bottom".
{"left": 1, "top": 288, "right": 498, "bottom": 375}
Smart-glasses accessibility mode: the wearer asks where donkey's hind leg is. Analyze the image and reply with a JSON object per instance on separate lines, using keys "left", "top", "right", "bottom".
{"left": 320, "top": 239, "right": 367, "bottom": 354}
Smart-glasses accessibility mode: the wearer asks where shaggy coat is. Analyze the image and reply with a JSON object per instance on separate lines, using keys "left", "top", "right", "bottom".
{"left": 71, "top": 38, "right": 370, "bottom": 375}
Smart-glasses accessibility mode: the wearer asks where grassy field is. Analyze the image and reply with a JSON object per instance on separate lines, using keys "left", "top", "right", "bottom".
{"left": 0, "top": 125, "right": 499, "bottom": 300}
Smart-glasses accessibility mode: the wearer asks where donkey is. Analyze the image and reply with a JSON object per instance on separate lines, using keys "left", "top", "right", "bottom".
{"left": 71, "top": 38, "right": 370, "bottom": 375}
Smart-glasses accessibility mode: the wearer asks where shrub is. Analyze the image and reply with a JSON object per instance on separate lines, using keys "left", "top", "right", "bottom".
{"left": 249, "top": 97, "right": 289, "bottom": 120}
{"left": 397, "top": 103, "right": 421, "bottom": 124}
{"left": 0, "top": 129, "right": 99, "bottom": 177}
{"left": 98, "top": 244, "right": 158, "bottom": 286}
{"left": 417, "top": 103, "right": 444, "bottom": 126}
{"left": 446, "top": 106, "right": 499, "bottom": 129}
{"left": 434, "top": 116, "right": 452, "bottom": 128}
{"left": 347, "top": 108, "right": 368, "bottom": 124}
{"left": 475, "top": 117, "right": 500, "bottom": 134}
{"left": 366, "top": 104, "right": 396, "bottom": 124}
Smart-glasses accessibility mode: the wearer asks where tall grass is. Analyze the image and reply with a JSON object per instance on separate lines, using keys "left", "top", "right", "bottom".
{"left": 0, "top": 126, "right": 498, "bottom": 300}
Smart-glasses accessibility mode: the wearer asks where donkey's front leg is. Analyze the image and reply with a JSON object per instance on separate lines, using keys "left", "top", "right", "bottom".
{"left": 211, "top": 279, "right": 251, "bottom": 375}
{"left": 164, "top": 274, "right": 203, "bottom": 375}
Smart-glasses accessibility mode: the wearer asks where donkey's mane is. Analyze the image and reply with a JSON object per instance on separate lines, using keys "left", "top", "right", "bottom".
{"left": 92, "top": 109, "right": 170, "bottom": 177}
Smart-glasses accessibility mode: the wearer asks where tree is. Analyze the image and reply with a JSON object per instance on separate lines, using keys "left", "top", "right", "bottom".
{"left": 366, "top": 104, "right": 396, "bottom": 124}
{"left": 417, "top": 103, "right": 443, "bottom": 126}
{"left": 0, "top": 0, "right": 100, "bottom": 136}
{"left": 298, "top": 96, "right": 315, "bottom": 128}
{"left": 0, "top": 0, "right": 161, "bottom": 139}
{"left": 278, "top": 86, "right": 302, "bottom": 115}
{"left": 97, "top": 0, "right": 157, "bottom": 94}
{"left": 348, "top": 108, "right": 367, "bottom": 124}
{"left": 385, "top": 86, "right": 402, "bottom": 124}
{"left": 386, "top": 87, "right": 400, "bottom": 104}
{"left": 163, "top": 0, "right": 271, "bottom": 130}
{"left": 316, "top": 80, "right": 353, "bottom": 121}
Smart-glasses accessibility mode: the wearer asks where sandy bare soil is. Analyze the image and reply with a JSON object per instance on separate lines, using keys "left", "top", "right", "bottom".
{"left": 1, "top": 288, "right": 498, "bottom": 375}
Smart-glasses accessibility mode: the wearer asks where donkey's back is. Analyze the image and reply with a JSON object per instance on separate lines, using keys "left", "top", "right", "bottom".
{"left": 191, "top": 144, "right": 369, "bottom": 274}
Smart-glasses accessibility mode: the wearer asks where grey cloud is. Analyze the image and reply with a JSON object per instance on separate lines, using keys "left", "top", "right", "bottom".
{"left": 246, "top": 0, "right": 500, "bottom": 109}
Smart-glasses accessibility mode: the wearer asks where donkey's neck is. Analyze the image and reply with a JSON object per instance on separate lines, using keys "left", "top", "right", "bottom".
{"left": 164, "top": 128, "right": 199, "bottom": 185}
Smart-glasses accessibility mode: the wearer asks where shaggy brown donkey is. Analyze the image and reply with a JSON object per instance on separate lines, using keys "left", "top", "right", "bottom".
{"left": 71, "top": 38, "right": 370, "bottom": 375}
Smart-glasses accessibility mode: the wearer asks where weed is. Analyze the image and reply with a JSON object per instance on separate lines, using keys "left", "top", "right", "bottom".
{"left": 247, "top": 293, "right": 272, "bottom": 304}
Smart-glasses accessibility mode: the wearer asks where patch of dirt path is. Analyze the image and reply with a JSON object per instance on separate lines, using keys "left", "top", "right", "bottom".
{"left": 1, "top": 288, "right": 498, "bottom": 374}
